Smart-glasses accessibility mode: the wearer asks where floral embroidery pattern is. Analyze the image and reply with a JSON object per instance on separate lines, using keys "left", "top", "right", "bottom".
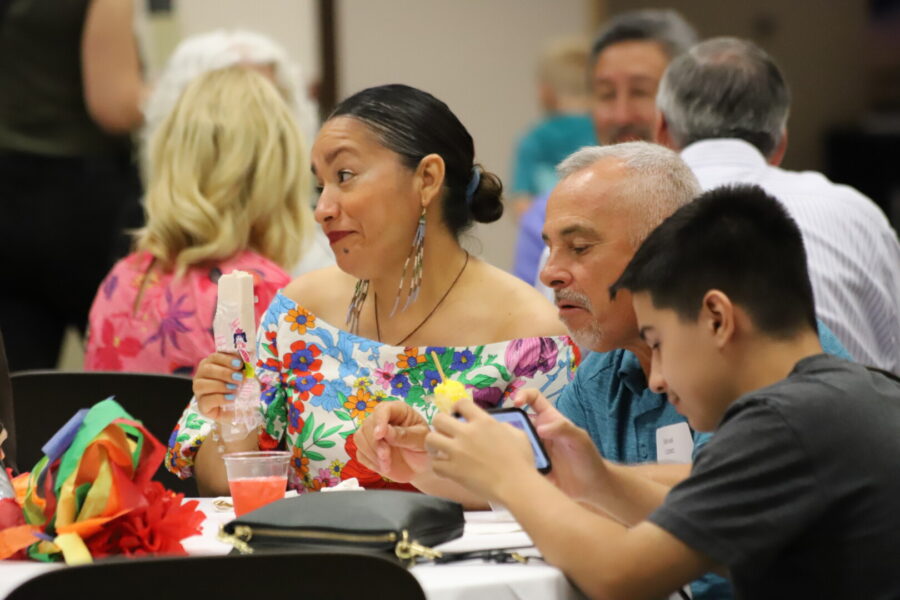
{"left": 344, "top": 388, "right": 377, "bottom": 419}
{"left": 287, "top": 401, "right": 305, "bottom": 434}
{"left": 288, "top": 371, "right": 325, "bottom": 400}
{"left": 283, "top": 340, "right": 323, "bottom": 372}
{"left": 451, "top": 349, "right": 476, "bottom": 371}
{"left": 422, "top": 369, "right": 441, "bottom": 392}
{"left": 166, "top": 293, "right": 577, "bottom": 491}
{"left": 309, "top": 468, "right": 340, "bottom": 491}
{"left": 389, "top": 373, "right": 411, "bottom": 398}
{"left": 286, "top": 306, "right": 316, "bottom": 334}
{"left": 397, "top": 348, "right": 426, "bottom": 370}
{"left": 374, "top": 362, "right": 395, "bottom": 389}
{"left": 504, "top": 337, "right": 559, "bottom": 378}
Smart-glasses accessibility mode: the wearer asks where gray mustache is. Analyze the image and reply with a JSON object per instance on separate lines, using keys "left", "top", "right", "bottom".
{"left": 554, "top": 290, "right": 593, "bottom": 311}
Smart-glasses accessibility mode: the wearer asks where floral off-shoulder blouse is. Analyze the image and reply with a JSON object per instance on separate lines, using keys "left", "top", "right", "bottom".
{"left": 167, "top": 292, "right": 579, "bottom": 491}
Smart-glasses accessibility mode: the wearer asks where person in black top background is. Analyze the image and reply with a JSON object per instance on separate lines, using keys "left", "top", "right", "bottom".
{"left": 0, "top": 0, "right": 145, "bottom": 371}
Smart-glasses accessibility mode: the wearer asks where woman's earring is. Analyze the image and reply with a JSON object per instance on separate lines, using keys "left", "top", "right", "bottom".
{"left": 391, "top": 206, "right": 426, "bottom": 316}
{"left": 346, "top": 278, "right": 369, "bottom": 334}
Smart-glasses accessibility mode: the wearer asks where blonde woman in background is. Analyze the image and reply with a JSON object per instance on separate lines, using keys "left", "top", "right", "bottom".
{"left": 141, "top": 29, "right": 317, "bottom": 164}
{"left": 141, "top": 29, "right": 332, "bottom": 276}
{"left": 85, "top": 66, "right": 312, "bottom": 376}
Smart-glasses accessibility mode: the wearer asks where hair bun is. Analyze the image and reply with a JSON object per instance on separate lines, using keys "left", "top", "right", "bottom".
{"left": 468, "top": 166, "right": 503, "bottom": 224}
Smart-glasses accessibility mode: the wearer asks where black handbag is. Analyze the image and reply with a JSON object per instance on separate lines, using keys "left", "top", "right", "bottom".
{"left": 218, "top": 490, "right": 465, "bottom": 565}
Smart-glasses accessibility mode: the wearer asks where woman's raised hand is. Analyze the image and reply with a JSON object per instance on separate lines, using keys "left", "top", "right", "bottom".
{"left": 194, "top": 352, "right": 245, "bottom": 422}
{"left": 355, "top": 401, "right": 431, "bottom": 483}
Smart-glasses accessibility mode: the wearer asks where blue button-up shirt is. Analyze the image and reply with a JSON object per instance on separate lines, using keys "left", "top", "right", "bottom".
{"left": 559, "top": 349, "right": 711, "bottom": 462}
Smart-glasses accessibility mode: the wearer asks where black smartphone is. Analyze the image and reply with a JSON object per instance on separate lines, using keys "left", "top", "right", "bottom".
{"left": 486, "top": 407, "right": 552, "bottom": 474}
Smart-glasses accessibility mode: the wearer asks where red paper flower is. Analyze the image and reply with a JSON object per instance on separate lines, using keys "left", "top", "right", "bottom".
{"left": 83, "top": 481, "right": 204, "bottom": 558}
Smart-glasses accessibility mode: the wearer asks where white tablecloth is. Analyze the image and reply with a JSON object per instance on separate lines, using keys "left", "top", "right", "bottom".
{"left": 0, "top": 498, "right": 586, "bottom": 600}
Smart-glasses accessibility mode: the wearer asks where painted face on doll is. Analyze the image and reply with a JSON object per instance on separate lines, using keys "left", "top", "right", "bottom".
{"left": 311, "top": 116, "right": 423, "bottom": 281}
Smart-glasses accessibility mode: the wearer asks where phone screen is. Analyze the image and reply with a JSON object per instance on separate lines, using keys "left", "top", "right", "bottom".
{"left": 486, "top": 407, "right": 552, "bottom": 473}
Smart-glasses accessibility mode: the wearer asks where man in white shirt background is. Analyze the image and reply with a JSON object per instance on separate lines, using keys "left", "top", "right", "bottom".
{"left": 654, "top": 37, "right": 900, "bottom": 373}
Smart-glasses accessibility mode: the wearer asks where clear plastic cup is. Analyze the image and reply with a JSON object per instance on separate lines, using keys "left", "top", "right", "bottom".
{"left": 222, "top": 451, "right": 290, "bottom": 516}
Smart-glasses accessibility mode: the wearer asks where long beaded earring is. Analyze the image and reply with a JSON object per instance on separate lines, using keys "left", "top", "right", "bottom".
{"left": 390, "top": 206, "right": 426, "bottom": 316}
{"left": 345, "top": 278, "right": 369, "bottom": 335}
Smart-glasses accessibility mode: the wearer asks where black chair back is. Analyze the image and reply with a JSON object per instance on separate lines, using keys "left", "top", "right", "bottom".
{"left": 10, "top": 370, "right": 196, "bottom": 495}
{"left": 7, "top": 550, "right": 427, "bottom": 599}
{"left": 0, "top": 329, "right": 15, "bottom": 470}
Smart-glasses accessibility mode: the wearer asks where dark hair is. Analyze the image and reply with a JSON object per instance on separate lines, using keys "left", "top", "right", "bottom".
{"left": 610, "top": 184, "right": 817, "bottom": 338}
{"left": 656, "top": 37, "right": 790, "bottom": 157}
{"left": 591, "top": 9, "right": 697, "bottom": 67}
{"left": 329, "top": 84, "right": 503, "bottom": 237}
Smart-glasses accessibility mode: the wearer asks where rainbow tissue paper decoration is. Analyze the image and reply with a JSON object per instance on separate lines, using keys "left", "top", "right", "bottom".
{"left": 0, "top": 398, "right": 203, "bottom": 563}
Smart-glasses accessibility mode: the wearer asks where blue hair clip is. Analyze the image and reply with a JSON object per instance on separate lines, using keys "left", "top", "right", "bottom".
{"left": 465, "top": 166, "right": 482, "bottom": 204}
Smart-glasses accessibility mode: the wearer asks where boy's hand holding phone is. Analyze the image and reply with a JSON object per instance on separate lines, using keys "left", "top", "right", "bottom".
{"left": 514, "top": 389, "right": 611, "bottom": 503}
{"left": 427, "top": 397, "right": 550, "bottom": 504}
{"left": 480, "top": 407, "right": 552, "bottom": 473}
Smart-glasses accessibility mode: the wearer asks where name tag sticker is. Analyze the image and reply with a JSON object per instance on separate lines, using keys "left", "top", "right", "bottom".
{"left": 656, "top": 422, "right": 694, "bottom": 464}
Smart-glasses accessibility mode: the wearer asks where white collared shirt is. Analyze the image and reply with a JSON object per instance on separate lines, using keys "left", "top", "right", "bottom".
{"left": 681, "top": 139, "right": 900, "bottom": 373}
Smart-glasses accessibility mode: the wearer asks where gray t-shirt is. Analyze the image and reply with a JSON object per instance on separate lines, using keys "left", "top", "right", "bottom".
{"left": 650, "top": 354, "right": 900, "bottom": 599}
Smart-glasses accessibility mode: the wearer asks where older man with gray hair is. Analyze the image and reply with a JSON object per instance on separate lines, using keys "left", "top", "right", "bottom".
{"left": 655, "top": 37, "right": 900, "bottom": 373}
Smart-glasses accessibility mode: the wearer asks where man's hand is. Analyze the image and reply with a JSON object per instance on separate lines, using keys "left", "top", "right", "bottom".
{"left": 514, "top": 389, "right": 610, "bottom": 502}
{"left": 355, "top": 401, "right": 431, "bottom": 483}
{"left": 426, "top": 397, "right": 537, "bottom": 503}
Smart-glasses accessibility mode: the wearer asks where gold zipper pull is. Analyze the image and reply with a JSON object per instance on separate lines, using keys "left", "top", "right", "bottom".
{"left": 395, "top": 530, "right": 443, "bottom": 565}
{"left": 218, "top": 525, "right": 255, "bottom": 555}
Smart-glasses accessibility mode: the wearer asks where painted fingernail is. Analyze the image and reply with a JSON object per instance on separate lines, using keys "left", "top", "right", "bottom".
{"left": 225, "top": 394, "right": 235, "bottom": 401}
{"left": 232, "top": 372, "right": 243, "bottom": 381}
{"left": 226, "top": 383, "right": 237, "bottom": 390}
{"left": 231, "top": 358, "right": 242, "bottom": 368}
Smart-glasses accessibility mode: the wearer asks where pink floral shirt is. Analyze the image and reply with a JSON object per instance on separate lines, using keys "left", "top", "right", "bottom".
{"left": 85, "top": 250, "right": 290, "bottom": 376}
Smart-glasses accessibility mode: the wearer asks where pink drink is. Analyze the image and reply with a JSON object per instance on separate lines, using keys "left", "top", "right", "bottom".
{"left": 228, "top": 476, "right": 288, "bottom": 516}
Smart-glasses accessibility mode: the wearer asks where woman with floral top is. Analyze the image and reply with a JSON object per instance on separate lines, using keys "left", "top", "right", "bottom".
{"left": 85, "top": 67, "right": 313, "bottom": 376}
{"left": 169, "top": 84, "right": 578, "bottom": 498}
